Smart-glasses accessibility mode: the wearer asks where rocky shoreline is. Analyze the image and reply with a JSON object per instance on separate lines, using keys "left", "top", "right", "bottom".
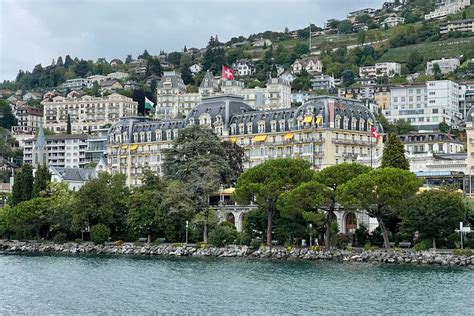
{"left": 1, "top": 240, "right": 473, "bottom": 267}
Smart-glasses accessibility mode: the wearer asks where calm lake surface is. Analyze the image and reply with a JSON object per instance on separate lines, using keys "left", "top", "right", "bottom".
{"left": 0, "top": 253, "right": 473, "bottom": 314}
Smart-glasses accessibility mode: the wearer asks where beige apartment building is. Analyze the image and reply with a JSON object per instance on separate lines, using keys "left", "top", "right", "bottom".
{"left": 107, "top": 95, "right": 383, "bottom": 186}
{"left": 42, "top": 93, "right": 137, "bottom": 133}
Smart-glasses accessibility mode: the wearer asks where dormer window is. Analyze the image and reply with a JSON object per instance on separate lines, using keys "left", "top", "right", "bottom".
{"left": 247, "top": 122, "right": 253, "bottom": 134}
{"left": 335, "top": 115, "right": 341, "bottom": 129}
{"left": 271, "top": 120, "right": 277, "bottom": 132}
{"left": 239, "top": 123, "right": 244, "bottom": 134}
{"left": 343, "top": 117, "right": 349, "bottom": 130}
{"left": 258, "top": 121, "right": 266, "bottom": 133}
{"left": 279, "top": 120, "right": 285, "bottom": 131}
{"left": 231, "top": 124, "right": 236, "bottom": 135}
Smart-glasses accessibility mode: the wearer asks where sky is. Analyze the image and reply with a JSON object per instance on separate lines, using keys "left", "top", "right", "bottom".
{"left": 0, "top": 0, "right": 386, "bottom": 81}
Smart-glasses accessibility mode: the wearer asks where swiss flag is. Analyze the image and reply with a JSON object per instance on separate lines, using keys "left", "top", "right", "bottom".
{"left": 371, "top": 126, "right": 381, "bottom": 140}
{"left": 222, "top": 66, "right": 235, "bottom": 80}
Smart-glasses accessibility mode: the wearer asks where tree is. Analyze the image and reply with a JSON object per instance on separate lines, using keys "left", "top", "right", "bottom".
{"left": 163, "top": 126, "right": 230, "bottom": 243}
{"left": 337, "top": 20, "right": 353, "bottom": 34}
{"left": 439, "top": 121, "right": 450, "bottom": 133}
{"left": 406, "top": 51, "right": 424, "bottom": 72}
{"left": 279, "top": 163, "right": 371, "bottom": 248}
{"left": 234, "top": 159, "right": 313, "bottom": 246}
{"left": 127, "top": 189, "right": 163, "bottom": 243}
{"left": 399, "top": 190, "right": 468, "bottom": 248}
{"left": 222, "top": 141, "right": 245, "bottom": 186}
{"left": 381, "top": 134, "right": 409, "bottom": 170}
{"left": 338, "top": 168, "right": 421, "bottom": 248}
{"left": 125, "top": 54, "right": 133, "bottom": 64}
{"left": 294, "top": 43, "right": 309, "bottom": 56}
{"left": 11, "top": 164, "right": 34, "bottom": 206}
{"left": 64, "top": 55, "right": 74, "bottom": 69}
{"left": 202, "top": 36, "right": 227, "bottom": 74}
{"left": 341, "top": 70, "right": 355, "bottom": 87}
{"left": 0, "top": 99, "right": 17, "bottom": 129}
{"left": 32, "top": 164, "right": 51, "bottom": 197}
{"left": 432, "top": 63, "right": 442, "bottom": 80}
{"left": 181, "top": 63, "right": 194, "bottom": 85}
{"left": 138, "top": 49, "right": 151, "bottom": 60}
{"left": 146, "top": 57, "right": 162, "bottom": 77}
{"left": 73, "top": 173, "right": 129, "bottom": 237}
{"left": 74, "top": 59, "right": 90, "bottom": 78}
{"left": 66, "top": 114, "right": 72, "bottom": 134}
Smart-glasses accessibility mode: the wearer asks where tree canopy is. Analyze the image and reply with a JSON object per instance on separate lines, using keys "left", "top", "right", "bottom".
{"left": 381, "top": 134, "right": 409, "bottom": 170}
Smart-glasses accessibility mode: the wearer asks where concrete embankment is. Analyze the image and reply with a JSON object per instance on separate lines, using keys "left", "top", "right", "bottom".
{"left": 1, "top": 241, "right": 473, "bottom": 267}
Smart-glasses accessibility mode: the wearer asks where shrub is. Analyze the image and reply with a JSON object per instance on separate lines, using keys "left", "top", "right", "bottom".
{"left": 197, "top": 242, "right": 208, "bottom": 249}
{"left": 355, "top": 224, "right": 368, "bottom": 246}
{"left": 90, "top": 224, "right": 111, "bottom": 245}
{"left": 414, "top": 239, "right": 431, "bottom": 252}
{"left": 74, "top": 238, "right": 82, "bottom": 244}
{"left": 208, "top": 225, "right": 238, "bottom": 247}
{"left": 250, "top": 239, "right": 262, "bottom": 250}
{"left": 52, "top": 232, "right": 68, "bottom": 244}
{"left": 335, "top": 233, "right": 351, "bottom": 249}
{"left": 364, "top": 243, "right": 379, "bottom": 252}
{"left": 453, "top": 249, "right": 474, "bottom": 257}
{"left": 310, "top": 245, "right": 321, "bottom": 252}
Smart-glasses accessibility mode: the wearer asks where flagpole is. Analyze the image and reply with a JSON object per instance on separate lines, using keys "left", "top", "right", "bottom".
{"left": 370, "top": 136, "right": 373, "bottom": 168}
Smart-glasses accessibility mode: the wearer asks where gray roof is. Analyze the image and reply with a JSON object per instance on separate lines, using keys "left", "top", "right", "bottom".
{"left": 50, "top": 166, "right": 96, "bottom": 181}
{"left": 200, "top": 70, "right": 216, "bottom": 88}
{"left": 35, "top": 127, "right": 46, "bottom": 150}
{"left": 157, "top": 71, "right": 185, "bottom": 89}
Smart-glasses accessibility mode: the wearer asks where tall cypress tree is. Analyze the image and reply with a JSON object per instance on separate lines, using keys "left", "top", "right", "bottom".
{"left": 66, "top": 114, "right": 72, "bottom": 134}
{"left": 11, "top": 164, "right": 34, "bottom": 205}
{"left": 381, "top": 133, "right": 409, "bottom": 170}
{"left": 33, "top": 164, "right": 51, "bottom": 197}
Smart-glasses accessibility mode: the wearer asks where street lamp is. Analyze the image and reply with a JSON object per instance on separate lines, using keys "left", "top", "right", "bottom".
{"left": 309, "top": 223, "right": 313, "bottom": 247}
{"left": 185, "top": 220, "right": 189, "bottom": 245}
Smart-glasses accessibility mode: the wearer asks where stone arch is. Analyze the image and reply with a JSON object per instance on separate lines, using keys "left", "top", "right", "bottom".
{"left": 344, "top": 212, "right": 358, "bottom": 233}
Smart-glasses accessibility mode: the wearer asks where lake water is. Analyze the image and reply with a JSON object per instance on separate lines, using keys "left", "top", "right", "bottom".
{"left": 0, "top": 253, "right": 473, "bottom": 314}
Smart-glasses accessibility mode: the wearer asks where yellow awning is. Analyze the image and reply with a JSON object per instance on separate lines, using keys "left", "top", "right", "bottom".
{"left": 130, "top": 144, "right": 139, "bottom": 151}
{"left": 120, "top": 155, "right": 127, "bottom": 159}
{"left": 222, "top": 188, "right": 235, "bottom": 195}
{"left": 284, "top": 133, "right": 294, "bottom": 140}
{"left": 253, "top": 135, "right": 267, "bottom": 142}
{"left": 111, "top": 145, "right": 119, "bottom": 148}
{"left": 228, "top": 137, "right": 237, "bottom": 143}
{"left": 303, "top": 116, "right": 313, "bottom": 123}
{"left": 121, "top": 145, "right": 128, "bottom": 150}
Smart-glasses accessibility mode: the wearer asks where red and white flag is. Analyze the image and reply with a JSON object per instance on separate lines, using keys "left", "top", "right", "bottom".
{"left": 222, "top": 66, "right": 234, "bottom": 80}
{"left": 371, "top": 126, "right": 381, "bottom": 140}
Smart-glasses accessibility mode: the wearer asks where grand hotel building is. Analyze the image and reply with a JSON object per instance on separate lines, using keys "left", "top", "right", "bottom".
{"left": 107, "top": 95, "right": 383, "bottom": 186}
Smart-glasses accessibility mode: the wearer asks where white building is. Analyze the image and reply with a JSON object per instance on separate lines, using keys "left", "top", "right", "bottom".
{"left": 189, "top": 63, "right": 203, "bottom": 75}
{"left": 11, "top": 106, "right": 43, "bottom": 135}
{"left": 292, "top": 57, "right": 323, "bottom": 74}
{"left": 42, "top": 93, "right": 138, "bottom": 133}
{"left": 425, "top": 0, "right": 470, "bottom": 20}
{"left": 252, "top": 38, "right": 272, "bottom": 47}
{"left": 381, "top": 16, "right": 405, "bottom": 28}
{"left": 234, "top": 59, "right": 255, "bottom": 76}
{"left": 359, "top": 62, "right": 402, "bottom": 79}
{"left": 62, "top": 78, "right": 92, "bottom": 90}
{"left": 440, "top": 19, "right": 474, "bottom": 34}
{"left": 399, "top": 132, "right": 464, "bottom": 154}
{"left": 383, "top": 80, "right": 462, "bottom": 131}
{"left": 426, "top": 58, "right": 460, "bottom": 75}
{"left": 312, "top": 74, "right": 336, "bottom": 91}
{"left": 106, "top": 72, "right": 129, "bottom": 80}
{"left": 87, "top": 75, "right": 107, "bottom": 84}
{"left": 49, "top": 166, "right": 97, "bottom": 191}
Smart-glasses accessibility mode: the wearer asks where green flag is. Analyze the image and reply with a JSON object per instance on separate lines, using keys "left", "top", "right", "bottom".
{"left": 145, "top": 97, "right": 154, "bottom": 110}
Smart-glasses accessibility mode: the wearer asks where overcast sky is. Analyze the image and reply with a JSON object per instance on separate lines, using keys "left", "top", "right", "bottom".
{"left": 0, "top": 0, "right": 386, "bottom": 81}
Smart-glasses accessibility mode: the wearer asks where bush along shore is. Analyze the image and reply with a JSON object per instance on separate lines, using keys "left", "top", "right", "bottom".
{"left": 0, "top": 240, "right": 473, "bottom": 267}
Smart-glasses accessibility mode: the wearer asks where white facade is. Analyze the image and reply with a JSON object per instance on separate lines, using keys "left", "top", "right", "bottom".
{"left": 425, "top": 0, "right": 470, "bottom": 20}
{"left": 440, "top": 19, "right": 474, "bottom": 34}
{"left": 42, "top": 93, "right": 138, "bottom": 133}
{"left": 381, "top": 16, "right": 405, "bottom": 28}
{"left": 292, "top": 57, "right": 323, "bottom": 74}
{"left": 426, "top": 58, "right": 460, "bottom": 75}
{"left": 234, "top": 60, "right": 255, "bottom": 76}
{"left": 189, "top": 63, "right": 203, "bottom": 75}
{"left": 106, "top": 72, "right": 129, "bottom": 80}
{"left": 383, "top": 80, "right": 462, "bottom": 130}
{"left": 62, "top": 78, "right": 92, "bottom": 89}
{"left": 359, "top": 62, "right": 401, "bottom": 79}
{"left": 24, "top": 134, "right": 89, "bottom": 168}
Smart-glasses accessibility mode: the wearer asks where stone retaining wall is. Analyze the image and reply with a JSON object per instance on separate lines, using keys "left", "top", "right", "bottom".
{"left": 1, "top": 241, "right": 473, "bottom": 267}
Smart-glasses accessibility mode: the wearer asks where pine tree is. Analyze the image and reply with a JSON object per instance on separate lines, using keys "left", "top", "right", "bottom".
{"left": 11, "top": 164, "right": 34, "bottom": 205}
{"left": 33, "top": 164, "right": 51, "bottom": 197}
{"left": 181, "top": 64, "right": 194, "bottom": 85}
{"left": 66, "top": 114, "right": 72, "bottom": 134}
{"left": 381, "top": 134, "right": 409, "bottom": 170}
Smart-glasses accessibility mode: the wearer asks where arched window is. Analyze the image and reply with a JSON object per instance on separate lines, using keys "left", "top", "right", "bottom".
{"left": 335, "top": 115, "right": 341, "bottom": 129}
{"left": 230, "top": 124, "right": 236, "bottom": 135}
{"left": 155, "top": 129, "right": 162, "bottom": 141}
{"left": 352, "top": 119, "right": 357, "bottom": 130}
{"left": 258, "top": 121, "right": 266, "bottom": 133}
{"left": 343, "top": 117, "right": 349, "bottom": 130}
{"left": 239, "top": 123, "right": 245, "bottom": 134}
{"left": 279, "top": 120, "right": 286, "bottom": 132}
{"left": 270, "top": 120, "right": 277, "bottom": 132}
{"left": 247, "top": 122, "right": 253, "bottom": 134}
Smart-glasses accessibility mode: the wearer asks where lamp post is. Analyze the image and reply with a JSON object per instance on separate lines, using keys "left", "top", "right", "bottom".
{"left": 185, "top": 220, "right": 189, "bottom": 245}
{"left": 309, "top": 223, "right": 313, "bottom": 247}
